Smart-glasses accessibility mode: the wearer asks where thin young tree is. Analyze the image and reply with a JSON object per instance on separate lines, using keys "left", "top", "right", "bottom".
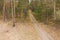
{"left": 13, "top": 0, "right": 16, "bottom": 26}
{"left": 11, "top": 0, "right": 15, "bottom": 27}
{"left": 2, "top": 0, "right": 5, "bottom": 21}
{"left": 54, "top": 0, "right": 56, "bottom": 20}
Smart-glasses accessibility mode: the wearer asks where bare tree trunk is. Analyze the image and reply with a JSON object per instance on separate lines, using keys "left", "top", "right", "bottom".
{"left": 2, "top": 0, "right": 5, "bottom": 21}
{"left": 54, "top": 0, "right": 56, "bottom": 20}
{"left": 5, "top": 6, "right": 9, "bottom": 20}
{"left": 13, "top": 0, "right": 16, "bottom": 26}
{"left": 11, "top": 0, "right": 15, "bottom": 27}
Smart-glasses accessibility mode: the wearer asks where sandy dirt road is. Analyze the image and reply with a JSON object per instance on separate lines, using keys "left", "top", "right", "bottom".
{"left": 29, "top": 10, "right": 54, "bottom": 40}
{"left": 0, "top": 21, "right": 60, "bottom": 40}
{"left": 29, "top": 9, "right": 60, "bottom": 40}
{"left": 0, "top": 21, "right": 41, "bottom": 40}
{"left": 0, "top": 9, "right": 60, "bottom": 40}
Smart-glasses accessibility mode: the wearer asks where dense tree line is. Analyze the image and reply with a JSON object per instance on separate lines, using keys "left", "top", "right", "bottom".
{"left": 0, "top": 0, "right": 60, "bottom": 23}
{"left": 30, "top": 0, "right": 60, "bottom": 22}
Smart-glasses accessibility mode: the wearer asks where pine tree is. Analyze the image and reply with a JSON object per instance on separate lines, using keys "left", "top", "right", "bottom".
{"left": 3, "top": 0, "right": 5, "bottom": 21}
{"left": 11, "top": 0, "right": 15, "bottom": 27}
{"left": 54, "top": 0, "right": 56, "bottom": 20}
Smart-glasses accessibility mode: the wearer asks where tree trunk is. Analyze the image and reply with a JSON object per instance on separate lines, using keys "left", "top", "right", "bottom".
{"left": 2, "top": 0, "right": 5, "bottom": 21}
{"left": 11, "top": 0, "right": 15, "bottom": 27}
{"left": 54, "top": 0, "right": 56, "bottom": 20}
{"left": 13, "top": 0, "right": 16, "bottom": 26}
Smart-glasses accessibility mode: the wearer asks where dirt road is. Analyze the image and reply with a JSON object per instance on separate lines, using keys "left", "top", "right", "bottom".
{"left": 29, "top": 9, "right": 54, "bottom": 40}
{"left": 0, "top": 10, "right": 60, "bottom": 40}
{"left": 0, "top": 21, "right": 41, "bottom": 40}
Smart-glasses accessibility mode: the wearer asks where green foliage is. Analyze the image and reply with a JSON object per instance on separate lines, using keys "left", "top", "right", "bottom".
{"left": 16, "top": 0, "right": 29, "bottom": 12}
{"left": 56, "top": 10, "right": 60, "bottom": 20}
{"left": 30, "top": 0, "right": 54, "bottom": 22}
{"left": 0, "top": 0, "right": 60, "bottom": 22}
{"left": 56, "top": 0, "right": 60, "bottom": 10}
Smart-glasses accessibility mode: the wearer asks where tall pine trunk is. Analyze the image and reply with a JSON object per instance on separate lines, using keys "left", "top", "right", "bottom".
{"left": 54, "top": 0, "right": 56, "bottom": 20}
{"left": 2, "top": 0, "right": 5, "bottom": 21}
{"left": 11, "top": 0, "right": 15, "bottom": 27}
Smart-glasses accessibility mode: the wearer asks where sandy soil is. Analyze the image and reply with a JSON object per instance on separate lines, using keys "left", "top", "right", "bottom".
{"left": 0, "top": 21, "right": 60, "bottom": 40}
{"left": 0, "top": 9, "right": 60, "bottom": 40}
{"left": 0, "top": 21, "right": 40, "bottom": 40}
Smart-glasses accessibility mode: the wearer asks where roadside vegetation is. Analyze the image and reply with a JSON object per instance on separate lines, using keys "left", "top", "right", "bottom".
{"left": 0, "top": 0, "right": 60, "bottom": 26}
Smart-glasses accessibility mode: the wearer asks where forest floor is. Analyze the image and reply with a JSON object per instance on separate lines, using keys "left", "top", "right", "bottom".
{"left": 0, "top": 10, "right": 60, "bottom": 40}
